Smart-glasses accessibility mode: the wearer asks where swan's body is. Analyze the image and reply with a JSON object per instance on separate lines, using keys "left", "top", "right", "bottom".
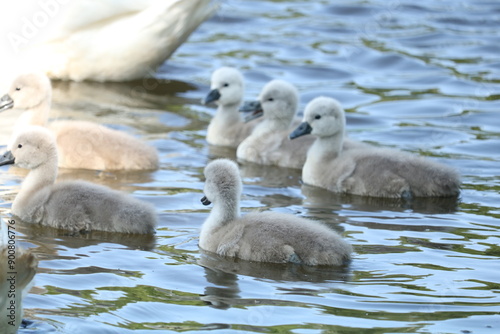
{"left": 0, "top": 221, "right": 37, "bottom": 334}
{"left": 290, "top": 97, "right": 461, "bottom": 198}
{"left": 2, "top": 0, "right": 217, "bottom": 82}
{"left": 0, "top": 73, "right": 158, "bottom": 170}
{"left": 236, "top": 80, "right": 314, "bottom": 169}
{"left": 203, "top": 67, "right": 260, "bottom": 148}
{"left": 200, "top": 159, "right": 352, "bottom": 266}
{"left": 0, "top": 127, "right": 157, "bottom": 234}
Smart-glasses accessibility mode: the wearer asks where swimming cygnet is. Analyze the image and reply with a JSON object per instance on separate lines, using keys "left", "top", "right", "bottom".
{"left": 236, "top": 80, "right": 316, "bottom": 169}
{"left": 199, "top": 159, "right": 352, "bottom": 266}
{"left": 0, "top": 127, "right": 157, "bottom": 234}
{"left": 202, "top": 67, "right": 260, "bottom": 148}
{"left": 290, "top": 97, "right": 461, "bottom": 198}
{"left": 0, "top": 73, "right": 158, "bottom": 170}
{"left": 0, "top": 222, "right": 37, "bottom": 334}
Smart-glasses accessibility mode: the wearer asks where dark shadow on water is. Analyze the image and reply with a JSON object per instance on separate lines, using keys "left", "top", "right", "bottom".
{"left": 207, "top": 145, "right": 237, "bottom": 161}
{"left": 301, "top": 184, "right": 460, "bottom": 214}
{"left": 199, "top": 250, "right": 351, "bottom": 286}
{"left": 16, "top": 219, "right": 156, "bottom": 253}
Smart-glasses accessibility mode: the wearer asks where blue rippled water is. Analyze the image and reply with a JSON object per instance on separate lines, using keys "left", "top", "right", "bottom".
{"left": 1, "top": 0, "right": 499, "bottom": 333}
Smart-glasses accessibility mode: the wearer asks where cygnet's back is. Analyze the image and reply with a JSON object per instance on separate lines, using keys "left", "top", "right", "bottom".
{"left": 0, "top": 127, "right": 157, "bottom": 234}
{"left": 290, "top": 97, "right": 461, "bottom": 198}
{"left": 236, "top": 80, "right": 315, "bottom": 169}
{"left": 203, "top": 67, "right": 260, "bottom": 148}
{"left": 200, "top": 159, "right": 352, "bottom": 266}
{"left": 44, "top": 180, "right": 157, "bottom": 234}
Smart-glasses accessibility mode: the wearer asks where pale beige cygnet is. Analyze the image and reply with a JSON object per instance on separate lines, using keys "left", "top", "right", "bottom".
{"left": 0, "top": 73, "right": 158, "bottom": 170}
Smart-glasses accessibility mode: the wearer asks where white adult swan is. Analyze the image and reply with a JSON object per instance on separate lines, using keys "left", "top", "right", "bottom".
{"left": 0, "top": 221, "right": 37, "bottom": 334}
{"left": 0, "top": 127, "right": 157, "bottom": 234}
{"left": 0, "top": 73, "right": 159, "bottom": 170}
{"left": 290, "top": 97, "right": 461, "bottom": 198}
{"left": 1, "top": 0, "right": 218, "bottom": 82}
{"left": 202, "top": 67, "right": 260, "bottom": 148}
{"left": 199, "top": 159, "right": 352, "bottom": 266}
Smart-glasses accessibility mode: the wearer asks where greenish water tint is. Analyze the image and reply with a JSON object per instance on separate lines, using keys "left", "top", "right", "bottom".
{"left": 0, "top": 0, "right": 499, "bottom": 333}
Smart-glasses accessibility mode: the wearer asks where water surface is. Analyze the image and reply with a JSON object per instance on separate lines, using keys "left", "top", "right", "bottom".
{"left": 1, "top": 0, "right": 500, "bottom": 333}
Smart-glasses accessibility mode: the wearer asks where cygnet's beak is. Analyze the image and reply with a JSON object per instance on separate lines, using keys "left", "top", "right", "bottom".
{"left": 0, "top": 150, "right": 15, "bottom": 166}
{"left": 0, "top": 94, "right": 14, "bottom": 112}
{"left": 201, "top": 196, "right": 212, "bottom": 206}
{"left": 202, "top": 89, "right": 221, "bottom": 105}
{"left": 239, "top": 100, "right": 263, "bottom": 123}
{"left": 289, "top": 122, "right": 312, "bottom": 140}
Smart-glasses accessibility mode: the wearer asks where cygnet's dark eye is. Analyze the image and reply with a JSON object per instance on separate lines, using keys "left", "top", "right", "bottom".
{"left": 314, "top": 114, "right": 321, "bottom": 120}
{"left": 268, "top": 98, "right": 274, "bottom": 102}
{"left": 15, "top": 87, "right": 21, "bottom": 91}
{"left": 18, "top": 144, "right": 22, "bottom": 148}
{"left": 223, "top": 83, "right": 229, "bottom": 87}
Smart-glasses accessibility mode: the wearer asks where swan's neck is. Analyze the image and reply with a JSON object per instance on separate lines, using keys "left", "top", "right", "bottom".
{"left": 12, "top": 158, "right": 57, "bottom": 216}
{"left": 203, "top": 197, "right": 240, "bottom": 233}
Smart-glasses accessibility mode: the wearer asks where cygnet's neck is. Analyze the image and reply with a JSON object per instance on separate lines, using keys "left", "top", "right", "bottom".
{"left": 7, "top": 101, "right": 50, "bottom": 149}
{"left": 203, "top": 193, "right": 241, "bottom": 232}
{"left": 12, "top": 154, "right": 58, "bottom": 215}
{"left": 214, "top": 102, "right": 243, "bottom": 124}
{"left": 308, "top": 130, "right": 345, "bottom": 163}
{"left": 17, "top": 98, "right": 51, "bottom": 127}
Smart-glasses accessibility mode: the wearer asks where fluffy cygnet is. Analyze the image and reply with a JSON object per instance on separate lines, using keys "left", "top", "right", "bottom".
{"left": 290, "top": 97, "right": 461, "bottom": 198}
{"left": 0, "top": 73, "right": 158, "bottom": 170}
{"left": 236, "top": 80, "right": 315, "bottom": 169}
{"left": 199, "top": 159, "right": 352, "bottom": 266}
{"left": 202, "top": 67, "right": 260, "bottom": 148}
{"left": 0, "top": 127, "right": 157, "bottom": 234}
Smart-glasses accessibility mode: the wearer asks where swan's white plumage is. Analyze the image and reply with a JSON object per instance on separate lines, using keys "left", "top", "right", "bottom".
{"left": 200, "top": 159, "right": 352, "bottom": 266}
{"left": 0, "top": 0, "right": 217, "bottom": 82}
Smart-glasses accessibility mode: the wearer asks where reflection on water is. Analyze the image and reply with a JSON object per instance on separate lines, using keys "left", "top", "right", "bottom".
{"left": 2, "top": 0, "right": 500, "bottom": 333}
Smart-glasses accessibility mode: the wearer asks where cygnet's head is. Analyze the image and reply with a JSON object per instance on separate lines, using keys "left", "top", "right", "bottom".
{"left": 0, "top": 126, "right": 57, "bottom": 170}
{"left": 201, "top": 159, "right": 242, "bottom": 206}
{"left": 239, "top": 80, "right": 299, "bottom": 123}
{"left": 0, "top": 73, "right": 52, "bottom": 112}
{"left": 203, "top": 67, "right": 244, "bottom": 106}
{"left": 289, "top": 97, "right": 346, "bottom": 139}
